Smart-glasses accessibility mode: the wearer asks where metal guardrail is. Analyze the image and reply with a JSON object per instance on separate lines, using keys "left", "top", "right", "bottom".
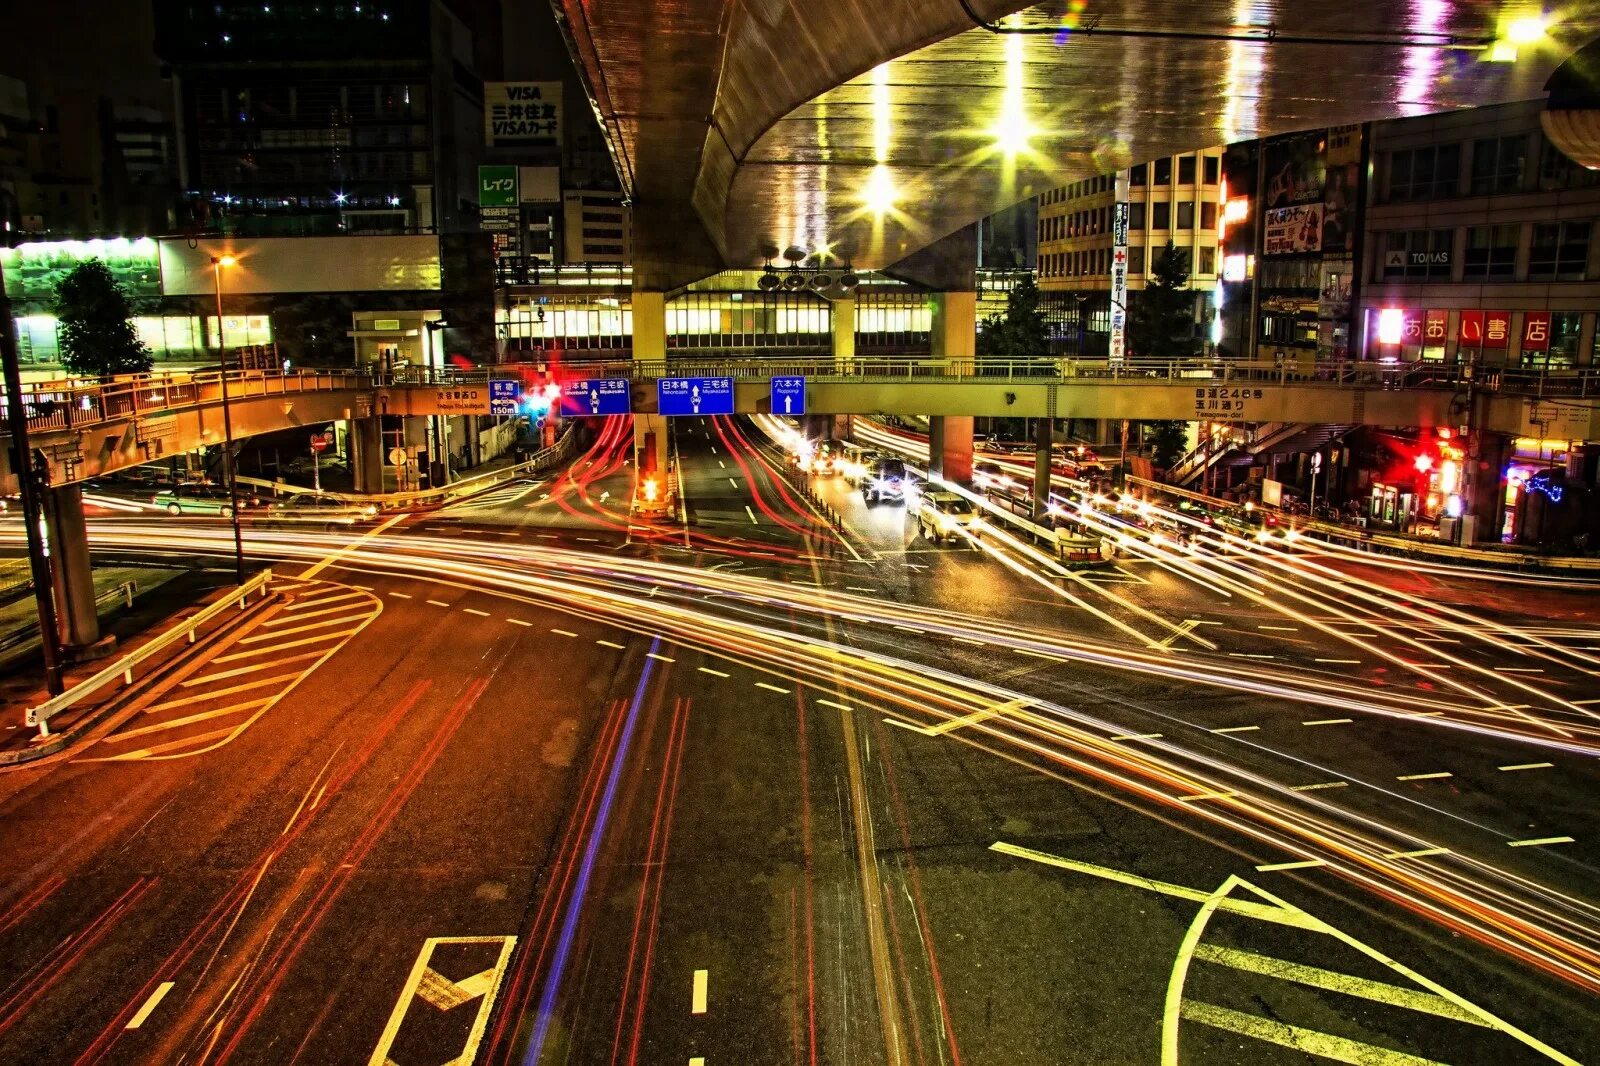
{"left": 236, "top": 429, "right": 576, "bottom": 511}
{"left": 25, "top": 569, "right": 274, "bottom": 734}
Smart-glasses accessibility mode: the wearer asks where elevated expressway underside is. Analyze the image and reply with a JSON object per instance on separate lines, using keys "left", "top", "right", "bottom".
{"left": 552, "top": 0, "right": 1600, "bottom": 286}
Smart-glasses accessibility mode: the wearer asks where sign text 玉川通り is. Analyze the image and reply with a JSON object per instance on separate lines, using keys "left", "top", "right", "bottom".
{"left": 658, "top": 377, "right": 734, "bottom": 417}
{"left": 1195, "top": 386, "right": 1267, "bottom": 418}
{"left": 770, "top": 376, "right": 806, "bottom": 416}
{"left": 559, "top": 378, "right": 631, "bottom": 416}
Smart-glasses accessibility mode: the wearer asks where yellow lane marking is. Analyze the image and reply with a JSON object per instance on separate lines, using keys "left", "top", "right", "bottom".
{"left": 990, "top": 843, "right": 1319, "bottom": 930}
{"left": 647, "top": 652, "right": 676, "bottom": 663}
{"left": 143, "top": 672, "right": 306, "bottom": 713}
{"left": 368, "top": 936, "right": 516, "bottom": 1066}
{"left": 1303, "top": 718, "right": 1353, "bottom": 726}
{"left": 263, "top": 603, "right": 367, "bottom": 626}
{"left": 299, "top": 512, "right": 406, "bottom": 580}
{"left": 507, "top": 618, "right": 533, "bottom": 627}
{"left": 1290, "top": 781, "right": 1349, "bottom": 791}
{"left": 1254, "top": 859, "right": 1325, "bottom": 872}
{"left": 755, "top": 682, "right": 791, "bottom": 694}
{"left": 1192, "top": 943, "right": 1489, "bottom": 1025}
{"left": 1507, "top": 836, "right": 1574, "bottom": 848}
{"left": 1179, "top": 790, "right": 1240, "bottom": 803}
{"left": 284, "top": 591, "right": 367, "bottom": 611}
{"left": 125, "top": 981, "right": 174, "bottom": 1030}
{"left": 551, "top": 629, "right": 578, "bottom": 637}
{"left": 1397, "top": 772, "right": 1453, "bottom": 781}
{"left": 212, "top": 630, "right": 347, "bottom": 661}
{"left": 691, "top": 969, "right": 708, "bottom": 1014}
{"left": 1499, "top": 762, "right": 1554, "bottom": 771}
{"left": 697, "top": 667, "right": 730, "bottom": 678}
{"left": 1211, "top": 725, "right": 1260, "bottom": 734}
{"left": 109, "top": 699, "right": 271, "bottom": 741}
{"left": 180, "top": 651, "right": 325, "bottom": 686}
{"left": 1179, "top": 1000, "right": 1447, "bottom": 1065}
{"left": 1383, "top": 848, "right": 1451, "bottom": 860}
{"left": 237, "top": 615, "right": 365, "bottom": 643}
{"left": 597, "top": 639, "right": 625, "bottom": 649}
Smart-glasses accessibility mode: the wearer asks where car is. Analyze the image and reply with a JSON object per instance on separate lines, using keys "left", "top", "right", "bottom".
{"left": 918, "top": 490, "right": 982, "bottom": 544}
{"left": 973, "top": 461, "right": 1014, "bottom": 494}
{"left": 801, "top": 438, "right": 849, "bottom": 476}
{"left": 262, "top": 493, "right": 378, "bottom": 530}
{"left": 862, "top": 457, "right": 909, "bottom": 505}
{"left": 153, "top": 483, "right": 240, "bottom": 517}
{"left": 840, "top": 445, "right": 882, "bottom": 486}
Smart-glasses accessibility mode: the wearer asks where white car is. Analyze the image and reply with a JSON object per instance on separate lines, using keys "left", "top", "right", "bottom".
{"left": 918, "top": 491, "right": 982, "bottom": 544}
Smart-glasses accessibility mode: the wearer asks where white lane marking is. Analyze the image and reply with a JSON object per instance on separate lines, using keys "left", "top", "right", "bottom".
{"left": 1211, "top": 725, "right": 1260, "bottom": 734}
{"left": 1314, "top": 658, "right": 1362, "bottom": 664}
{"left": 1109, "top": 732, "right": 1163, "bottom": 741}
{"left": 1494, "top": 667, "right": 1545, "bottom": 674}
{"left": 1302, "top": 718, "right": 1353, "bottom": 726}
{"left": 1290, "top": 781, "right": 1348, "bottom": 792}
{"left": 1257, "top": 625, "right": 1299, "bottom": 632}
{"left": 125, "top": 981, "right": 175, "bottom": 1029}
{"left": 1227, "top": 653, "right": 1276, "bottom": 660}
{"left": 463, "top": 607, "right": 490, "bottom": 617}
{"left": 1179, "top": 790, "right": 1239, "bottom": 803}
{"left": 816, "top": 699, "right": 853, "bottom": 712}
{"left": 388, "top": 592, "right": 413, "bottom": 599}
{"left": 745, "top": 505, "right": 759, "bottom": 525}
{"left": 180, "top": 651, "right": 324, "bottom": 686}
{"left": 893, "top": 625, "right": 926, "bottom": 634}
{"left": 953, "top": 636, "right": 987, "bottom": 646}
{"left": 299, "top": 513, "right": 407, "bottom": 580}
{"left": 1015, "top": 649, "right": 1067, "bottom": 662}
{"left": 265, "top": 603, "right": 367, "bottom": 626}
{"left": 845, "top": 586, "right": 877, "bottom": 594}
{"left": 647, "top": 652, "right": 676, "bottom": 663}
{"left": 1397, "top": 772, "right": 1453, "bottom": 781}
{"left": 507, "top": 618, "right": 533, "bottom": 627}
{"left": 1498, "top": 762, "right": 1554, "bottom": 771}
{"left": 551, "top": 629, "right": 578, "bottom": 637}
{"left": 1507, "top": 836, "right": 1574, "bottom": 848}
{"left": 427, "top": 599, "right": 451, "bottom": 607}
{"left": 691, "top": 969, "right": 708, "bottom": 1014}
{"left": 755, "top": 682, "right": 791, "bottom": 694}
{"left": 718, "top": 459, "right": 726, "bottom": 469}
{"left": 1384, "top": 847, "right": 1451, "bottom": 859}
{"left": 697, "top": 667, "right": 730, "bottom": 678}
{"left": 597, "top": 639, "right": 626, "bottom": 649}
{"left": 284, "top": 591, "right": 367, "bottom": 611}
{"left": 728, "top": 477, "right": 739, "bottom": 489}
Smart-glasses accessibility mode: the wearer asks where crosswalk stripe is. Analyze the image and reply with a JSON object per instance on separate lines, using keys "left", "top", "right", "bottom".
{"left": 181, "top": 651, "right": 325, "bottom": 686}
{"left": 1192, "top": 943, "right": 1488, "bottom": 1025}
{"left": 144, "top": 672, "right": 306, "bottom": 713}
{"left": 238, "top": 615, "right": 367, "bottom": 643}
{"left": 103, "top": 699, "right": 271, "bottom": 742}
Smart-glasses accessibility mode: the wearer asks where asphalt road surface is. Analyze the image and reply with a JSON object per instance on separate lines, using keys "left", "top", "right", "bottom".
{"left": 0, "top": 415, "right": 1597, "bottom": 1065}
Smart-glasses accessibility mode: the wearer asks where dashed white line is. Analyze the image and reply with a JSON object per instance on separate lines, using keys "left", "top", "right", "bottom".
{"left": 816, "top": 699, "right": 854, "bottom": 711}
{"left": 1396, "top": 772, "right": 1453, "bottom": 781}
{"left": 1109, "top": 732, "right": 1163, "bottom": 741}
{"left": 1302, "top": 718, "right": 1353, "bottom": 726}
{"left": 551, "top": 628, "right": 578, "bottom": 637}
{"left": 691, "top": 969, "right": 708, "bottom": 1015}
{"left": 463, "top": 608, "right": 490, "bottom": 617}
{"left": 1314, "top": 658, "right": 1362, "bottom": 664}
{"left": 388, "top": 592, "right": 412, "bottom": 599}
{"left": 1507, "top": 836, "right": 1574, "bottom": 848}
{"left": 1384, "top": 847, "right": 1451, "bottom": 860}
{"left": 1211, "top": 725, "right": 1261, "bottom": 734}
{"left": 953, "top": 636, "right": 987, "bottom": 646}
{"left": 596, "top": 639, "right": 625, "bottom": 650}
{"left": 125, "top": 981, "right": 175, "bottom": 1030}
{"left": 507, "top": 618, "right": 533, "bottom": 627}
{"left": 755, "top": 682, "right": 791, "bottom": 694}
{"left": 1179, "top": 790, "right": 1239, "bottom": 803}
{"left": 1290, "top": 781, "right": 1348, "bottom": 792}
{"left": 745, "top": 505, "right": 759, "bottom": 524}
{"left": 647, "top": 652, "right": 676, "bottom": 663}
{"left": 1498, "top": 761, "right": 1554, "bottom": 772}
{"left": 426, "top": 599, "right": 450, "bottom": 607}
{"left": 697, "top": 666, "right": 730, "bottom": 678}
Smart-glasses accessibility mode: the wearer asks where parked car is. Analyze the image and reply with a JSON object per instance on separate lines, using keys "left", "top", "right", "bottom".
{"left": 918, "top": 491, "right": 982, "bottom": 545}
{"left": 153, "top": 483, "right": 240, "bottom": 517}
{"left": 862, "top": 457, "right": 909, "bottom": 505}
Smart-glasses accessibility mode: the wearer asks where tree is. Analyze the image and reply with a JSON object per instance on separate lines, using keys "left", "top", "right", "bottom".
{"left": 1145, "top": 420, "right": 1190, "bottom": 469}
{"left": 54, "top": 260, "right": 152, "bottom": 379}
{"left": 976, "top": 274, "right": 1050, "bottom": 360}
{"left": 1127, "top": 241, "right": 1194, "bottom": 361}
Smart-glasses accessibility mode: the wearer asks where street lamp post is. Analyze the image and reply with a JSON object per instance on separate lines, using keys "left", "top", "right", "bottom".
{"left": 211, "top": 254, "right": 246, "bottom": 585}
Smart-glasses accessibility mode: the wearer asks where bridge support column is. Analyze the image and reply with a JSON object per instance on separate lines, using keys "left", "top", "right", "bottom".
{"left": 1032, "top": 417, "right": 1053, "bottom": 521}
{"left": 633, "top": 291, "right": 669, "bottom": 497}
{"left": 832, "top": 296, "right": 855, "bottom": 371}
{"left": 1463, "top": 429, "right": 1511, "bottom": 543}
{"left": 930, "top": 292, "right": 977, "bottom": 362}
{"left": 43, "top": 484, "right": 100, "bottom": 650}
{"left": 928, "top": 415, "right": 973, "bottom": 484}
{"left": 349, "top": 417, "right": 383, "bottom": 494}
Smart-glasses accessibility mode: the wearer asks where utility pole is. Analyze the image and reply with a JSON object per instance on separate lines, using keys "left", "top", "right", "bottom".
{"left": 0, "top": 268, "right": 65, "bottom": 695}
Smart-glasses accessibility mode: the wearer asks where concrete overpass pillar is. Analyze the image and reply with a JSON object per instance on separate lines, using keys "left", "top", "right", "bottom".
{"left": 1032, "top": 417, "right": 1054, "bottom": 521}
{"left": 832, "top": 296, "right": 855, "bottom": 370}
{"left": 633, "top": 290, "right": 670, "bottom": 491}
{"left": 43, "top": 484, "right": 99, "bottom": 649}
{"left": 1464, "top": 430, "right": 1511, "bottom": 543}
{"left": 349, "top": 417, "right": 383, "bottom": 494}
{"left": 928, "top": 416, "right": 974, "bottom": 484}
{"left": 930, "top": 292, "right": 977, "bottom": 362}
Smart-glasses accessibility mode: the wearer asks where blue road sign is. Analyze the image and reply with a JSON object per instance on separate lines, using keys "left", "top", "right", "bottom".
{"left": 559, "top": 378, "right": 632, "bottom": 416}
{"left": 489, "top": 378, "right": 519, "bottom": 417}
{"left": 658, "top": 377, "right": 734, "bottom": 417}
{"left": 770, "top": 376, "right": 805, "bottom": 416}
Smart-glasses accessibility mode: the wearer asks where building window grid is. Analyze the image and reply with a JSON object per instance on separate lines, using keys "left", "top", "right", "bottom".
{"left": 1387, "top": 144, "right": 1460, "bottom": 201}
{"left": 1469, "top": 135, "right": 1527, "bottom": 196}
{"left": 1528, "top": 221, "right": 1591, "bottom": 281}
{"left": 1462, "top": 224, "right": 1520, "bottom": 280}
